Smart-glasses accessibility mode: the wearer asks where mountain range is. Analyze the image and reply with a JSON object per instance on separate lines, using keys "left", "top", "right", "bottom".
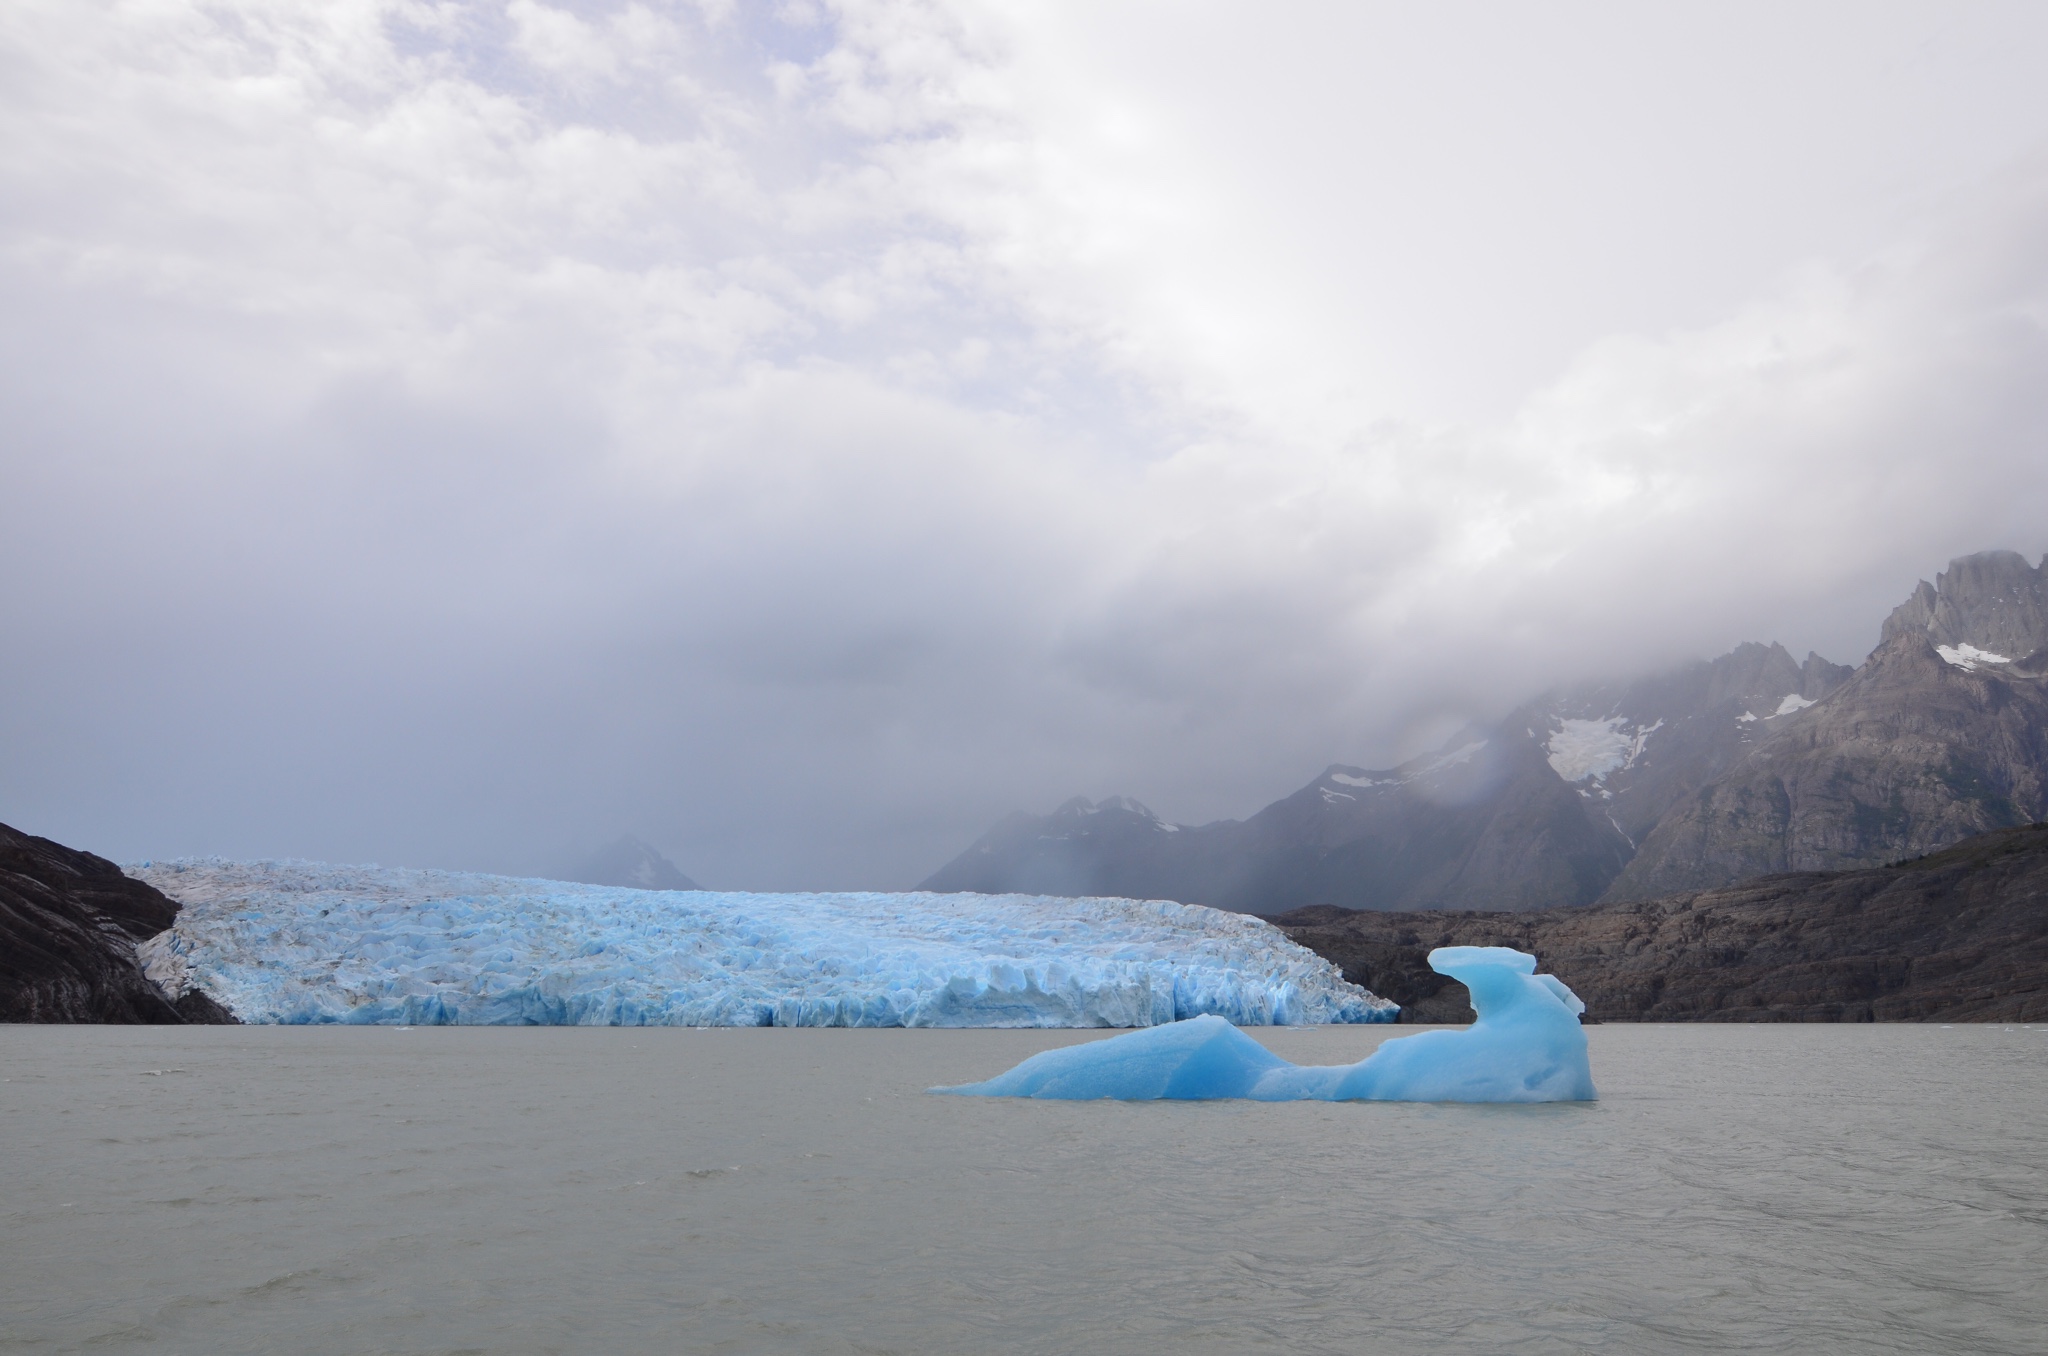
{"left": 923, "top": 549, "right": 2048, "bottom": 914}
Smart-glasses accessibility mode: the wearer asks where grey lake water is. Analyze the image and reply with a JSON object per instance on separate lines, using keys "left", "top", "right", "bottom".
{"left": 3, "top": 1024, "right": 2045, "bottom": 1355}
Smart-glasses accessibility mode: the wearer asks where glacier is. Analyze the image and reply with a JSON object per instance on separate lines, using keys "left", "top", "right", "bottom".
{"left": 128, "top": 859, "right": 1395, "bottom": 1027}
{"left": 934, "top": 946, "right": 1594, "bottom": 1102}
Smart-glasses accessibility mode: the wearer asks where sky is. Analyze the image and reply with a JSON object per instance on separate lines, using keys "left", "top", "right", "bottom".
{"left": 5, "top": 0, "right": 2048, "bottom": 887}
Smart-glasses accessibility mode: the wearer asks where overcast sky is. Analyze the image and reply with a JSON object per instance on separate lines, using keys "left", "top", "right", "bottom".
{"left": 5, "top": 1, "right": 2048, "bottom": 887}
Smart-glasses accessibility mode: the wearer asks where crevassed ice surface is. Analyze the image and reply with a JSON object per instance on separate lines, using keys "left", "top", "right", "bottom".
{"left": 128, "top": 860, "right": 1395, "bottom": 1028}
{"left": 936, "top": 946, "right": 1594, "bottom": 1102}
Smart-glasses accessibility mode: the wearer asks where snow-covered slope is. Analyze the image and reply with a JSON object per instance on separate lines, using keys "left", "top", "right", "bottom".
{"left": 129, "top": 860, "right": 1393, "bottom": 1027}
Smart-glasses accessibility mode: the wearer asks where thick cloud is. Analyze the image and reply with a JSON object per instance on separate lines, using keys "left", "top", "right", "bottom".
{"left": 4, "top": 1, "right": 2048, "bottom": 886}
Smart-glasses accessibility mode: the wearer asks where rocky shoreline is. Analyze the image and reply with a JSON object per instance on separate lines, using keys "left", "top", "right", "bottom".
{"left": 1274, "top": 822, "right": 2048, "bottom": 1023}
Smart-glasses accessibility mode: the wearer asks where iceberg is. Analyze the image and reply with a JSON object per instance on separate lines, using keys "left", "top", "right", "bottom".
{"left": 935, "top": 946, "right": 1594, "bottom": 1102}
{"left": 128, "top": 859, "right": 1395, "bottom": 1027}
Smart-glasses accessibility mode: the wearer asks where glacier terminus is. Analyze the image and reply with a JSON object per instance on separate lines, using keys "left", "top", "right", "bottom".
{"left": 127, "top": 859, "right": 1393, "bottom": 1027}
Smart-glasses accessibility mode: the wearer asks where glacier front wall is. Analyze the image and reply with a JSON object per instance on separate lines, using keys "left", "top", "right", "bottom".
{"left": 129, "top": 860, "right": 1395, "bottom": 1027}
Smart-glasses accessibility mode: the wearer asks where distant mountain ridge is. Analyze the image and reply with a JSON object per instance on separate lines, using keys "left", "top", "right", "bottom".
{"left": 564, "top": 836, "right": 700, "bottom": 891}
{"left": 923, "top": 549, "right": 2048, "bottom": 913}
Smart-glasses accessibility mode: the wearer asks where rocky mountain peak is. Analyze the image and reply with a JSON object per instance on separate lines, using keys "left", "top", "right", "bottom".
{"left": 1879, "top": 550, "right": 2048, "bottom": 663}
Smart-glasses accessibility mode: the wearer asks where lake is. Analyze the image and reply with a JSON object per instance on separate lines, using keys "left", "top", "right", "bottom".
{"left": 4, "top": 1023, "right": 2044, "bottom": 1354}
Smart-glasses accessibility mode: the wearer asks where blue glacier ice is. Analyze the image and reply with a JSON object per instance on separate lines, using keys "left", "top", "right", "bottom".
{"left": 127, "top": 859, "right": 1395, "bottom": 1027}
{"left": 934, "top": 946, "right": 1595, "bottom": 1102}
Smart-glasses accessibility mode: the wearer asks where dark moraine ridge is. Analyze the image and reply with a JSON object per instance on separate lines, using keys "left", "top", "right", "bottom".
{"left": 1274, "top": 822, "right": 2048, "bottom": 1023}
{"left": 0, "top": 821, "right": 234, "bottom": 1023}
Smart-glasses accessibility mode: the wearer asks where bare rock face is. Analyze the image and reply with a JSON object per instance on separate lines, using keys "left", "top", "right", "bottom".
{"left": 1610, "top": 554, "right": 2048, "bottom": 898}
{"left": 1879, "top": 549, "right": 2048, "bottom": 658}
{"left": 0, "top": 822, "right": 236, "bottom": 1023}
{"left": 1275, "top": 822, "right": 2048, "bottom": 1023}
{"left": 1506, "top": 639, "right": 1852, "bottom": 853}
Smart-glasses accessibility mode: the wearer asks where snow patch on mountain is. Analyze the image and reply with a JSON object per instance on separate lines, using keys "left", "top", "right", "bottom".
{"left": 1544, "top": 718, "right": 1661, "bottom": 783}
{"left": 1768, "top": 693, "right": 1816, "bottom": 717}
{"left": 1937, "top": 643, "right": 2013, "bottom": 671}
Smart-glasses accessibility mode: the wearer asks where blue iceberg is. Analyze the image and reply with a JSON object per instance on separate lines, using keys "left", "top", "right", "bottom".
{"left": 127, "top": 858, "right": 1395, "bottom": 1027}
{"left": 934, "top": 946, "right": 1595, "bottom": 1102}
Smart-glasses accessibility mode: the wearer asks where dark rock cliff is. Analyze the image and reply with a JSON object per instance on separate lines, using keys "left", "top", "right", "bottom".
{"left": 1609, "top": 574, "right": 2048, "bottom": 898}
{"left": 1275, "top": 822, "right": 2048, "bottom": 1023}
{"left": 0, "top": 822, "right": 235, "bottom": 1023}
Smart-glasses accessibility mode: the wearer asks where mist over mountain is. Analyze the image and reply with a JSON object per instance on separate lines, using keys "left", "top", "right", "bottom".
{"left": 562, "top": 837, "right": 701, "bottom": 893}
{"left": 925, "top": 550, "right": 2048, "bottom": 913}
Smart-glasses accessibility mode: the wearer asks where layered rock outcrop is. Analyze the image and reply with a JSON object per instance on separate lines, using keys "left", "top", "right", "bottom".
{"left": 0, "top": 822, "right": 234, "bottom": 1023}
